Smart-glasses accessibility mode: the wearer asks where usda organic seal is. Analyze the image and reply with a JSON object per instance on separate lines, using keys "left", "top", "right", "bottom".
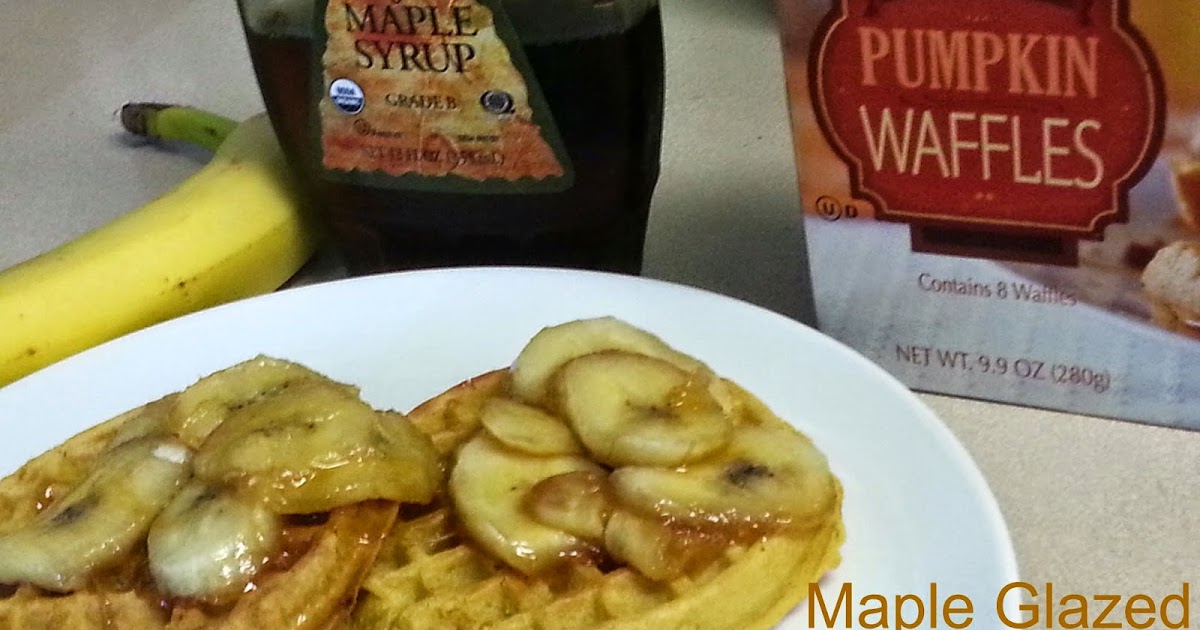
{"left": 329, "top": 78, "right": 365, "bottom": 115}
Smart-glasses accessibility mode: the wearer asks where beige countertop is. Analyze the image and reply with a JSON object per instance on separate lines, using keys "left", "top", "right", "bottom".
{"left": 2, "top": 0, "right": 1198, "bottom": 624}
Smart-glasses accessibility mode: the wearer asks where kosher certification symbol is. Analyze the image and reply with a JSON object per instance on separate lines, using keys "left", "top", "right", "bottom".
{"left": 479, "top": 90, "right": 515, "bottom": 115}
{"left": 329, "top": 78, "right": 365, "bottom": 115}
{"left": 815, "top": 195, "right": 859, "bottom": 221}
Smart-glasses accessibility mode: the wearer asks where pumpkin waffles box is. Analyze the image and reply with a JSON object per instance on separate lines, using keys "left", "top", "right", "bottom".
{"left": 776, "top": 0, "right": 1200, "bottom": 428}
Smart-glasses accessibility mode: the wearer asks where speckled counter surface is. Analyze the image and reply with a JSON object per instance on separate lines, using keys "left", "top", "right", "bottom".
{"left": 2, "top": 0, "right": 1197, "bottom": 624}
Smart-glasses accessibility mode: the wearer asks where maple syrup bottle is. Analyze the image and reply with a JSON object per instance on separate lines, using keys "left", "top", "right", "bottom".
{"left": 238, "top": 0, "right": 665, "bottom": 275}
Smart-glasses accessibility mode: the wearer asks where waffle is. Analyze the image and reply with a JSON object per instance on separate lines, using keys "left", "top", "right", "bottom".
{"left": 0, "top": 358, "right": 405, "bottom": 630}
{"left": 1142, "top": 241, "right": 1200, "bottom": 339}
{"left": 1, "top": 334, "right": 845, "bottom": 630}
{"left": 347, "top": 370, "right": 845, "bottom": 630}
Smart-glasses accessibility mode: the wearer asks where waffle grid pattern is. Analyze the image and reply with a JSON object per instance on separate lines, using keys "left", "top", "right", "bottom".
{"left": 350, "top": 500, "right": 749, "bottom": 630}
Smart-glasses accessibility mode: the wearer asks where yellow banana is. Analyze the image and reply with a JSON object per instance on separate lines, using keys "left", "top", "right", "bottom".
{"left": 0, "top": 105, "right": 321, "bottom": 388}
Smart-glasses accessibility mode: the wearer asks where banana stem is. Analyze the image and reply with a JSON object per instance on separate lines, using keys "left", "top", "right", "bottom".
{"left": 120, "top": 103, "right": 238, "bottom": 152}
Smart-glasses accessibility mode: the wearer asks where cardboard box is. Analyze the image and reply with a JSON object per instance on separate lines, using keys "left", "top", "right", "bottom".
{"left": 776, "top": 0, "right": 1200, "bottom": 428}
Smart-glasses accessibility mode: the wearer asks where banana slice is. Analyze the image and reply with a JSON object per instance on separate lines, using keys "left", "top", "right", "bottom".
{"left": 168, "top": 356, "right": 333, "bottom": 448}
{"left": 147, "top": 482, "right": 281, "bottom": 602}
{"left": 106, "top": 397, "right": 175, "bottom": 449}
{"left": 480, "top": 397, "right": 583, "bottom": 456}
{"left": 603, "top": 509, "right": 727, "bottom": 582}
{"left": 449, "top": 435, "right": 603, "bottom": 574}
{"left": 610, "top": 424, "right": 838, "bottom": 530}
{"left": 195, "top": 379, "right": 440, "bottom": 514}
{"left": 510, "top": 317, "right": 707, "bottom": 405}
{"left": 555, "top": 352, "right": 732, "bottom": 467}
{"left": 0, "top": 437, "right": 192, "bottom": 591}
{"left": 524, "top": 470, "right": 612, "bottom": 541}
{"left": 105, "top": 357, "right": 332, "bottom": 450}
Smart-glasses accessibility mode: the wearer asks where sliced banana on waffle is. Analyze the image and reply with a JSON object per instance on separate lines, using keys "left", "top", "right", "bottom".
{"left": 611, "top": 424, "right": 837, "bottom": 530}
{"left": 0, "top": 354, "right": 462, "bottom": 628}
{"left": 524, "top": 469, "right": 612, "bottom": 542}
{"left": 147, "top": 482, "right": 281, "bottom": 601}
{"left": 603, "top": 509, "right": 726, "bottom": 582}
{"left": 512, "top": 317, "right": 709, "bottom": 402}
{"left": 0, "top": 437, "right": 192, "bottom": 591}
{"left": 449, "top": 434, "right": 604, "bottom": 574}
{"left": 480, "top": 397, "right": 583, "bottom": 456}
{"left": 108, "top": 356, "right": 331, "bottom": 450}
{"left": 195, "top": 378, "right": 440, "bottom": 514}
{"left": 168, "top": 356, "right": 335, "bottom": 448}
{"left": 449, "top": 317, "right": 839, "bottom": 584}
{"left": 556, "top": 352, "right": 732, "bottom": 467}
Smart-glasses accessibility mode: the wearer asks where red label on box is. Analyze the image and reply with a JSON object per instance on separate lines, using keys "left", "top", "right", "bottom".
{"left": 810, "top": 0, "right": 1164, "bottom": 259}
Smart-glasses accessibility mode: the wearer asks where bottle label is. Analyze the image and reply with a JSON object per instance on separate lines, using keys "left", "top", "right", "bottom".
{"left": 313, "top": 0, "right": 574, "bottom": 193}
{"left": 808, "top": 0, "right": 1164, "bottom": 264}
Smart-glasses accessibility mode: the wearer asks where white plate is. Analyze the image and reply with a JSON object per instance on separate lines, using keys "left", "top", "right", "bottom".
{"left": 0, "top": 268, "right": 1019, "bottom": 628}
